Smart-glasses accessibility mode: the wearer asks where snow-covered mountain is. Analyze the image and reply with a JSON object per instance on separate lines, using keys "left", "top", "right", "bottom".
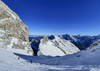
{"left": 74, "top": 34, "right": 100, "bottom": 48}
{"left": 37, "top": 36, "right": 80, "bottom": 56}
{"left": 0, "top": 37, "right": 100, "bottom": 71}
{"left": 60, "top": 34, "right": 86, "bottom": 50}
{"left": 59, "top": 34, "right": 100, "bottom": 50}
{"left": 35, "top": 39, "right": 100, "bottom": 67}
{"left": 0, "top": 1, "right": 32, "bottom": 54}
{"left": 29, "top": 34, "right": 100, "bottom": 55}
{"left": 88, "top": 39, "right": 100, "bottom": 49}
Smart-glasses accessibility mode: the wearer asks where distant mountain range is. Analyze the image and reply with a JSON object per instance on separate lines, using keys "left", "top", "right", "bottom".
{"left": 59, "top": 34, "right": 100, "bottom": 50}
{"left": 29, "top": 35, "right": 44, "bottom": 37}
{"left": 29, "top": 34, "right": 100, "bottom": 50}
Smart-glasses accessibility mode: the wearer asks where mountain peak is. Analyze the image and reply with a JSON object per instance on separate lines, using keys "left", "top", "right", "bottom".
{"left": 42, "top": 35, "right": 48, "bottom": 43}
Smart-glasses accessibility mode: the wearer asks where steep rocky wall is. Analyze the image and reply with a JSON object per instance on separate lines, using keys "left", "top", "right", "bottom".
{"left": 0, "top": 1, "right": 33, "bottom": 54}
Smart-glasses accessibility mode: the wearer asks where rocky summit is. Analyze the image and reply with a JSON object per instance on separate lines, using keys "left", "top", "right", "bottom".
{"left": 0, "top": 1, "right": 33, "bottom": 54}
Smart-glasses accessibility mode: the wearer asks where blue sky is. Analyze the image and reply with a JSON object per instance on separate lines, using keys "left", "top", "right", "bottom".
{"left": 2, "top": 0, "right": 100, "bottom": 35}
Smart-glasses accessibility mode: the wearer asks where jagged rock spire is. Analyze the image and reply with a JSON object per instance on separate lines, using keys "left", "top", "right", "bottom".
{"left": 42, "top": 35, "right": 48, "bottom": 43}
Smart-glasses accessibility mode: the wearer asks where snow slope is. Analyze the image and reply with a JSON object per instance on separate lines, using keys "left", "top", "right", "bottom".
{"left": 36, "top": 40, "right": 100, "bottom": 66}
{"left": 38, "top": 40, "right": 65, "bottom": 56}
{"left": 38, "top": 36, "right": 80, "bottom": 56}
{"left": 0, "top": 38, "right": 100, "bottom": 71}
{"left": 0, "top": 46, "right": 100, "bottom": 71}
{"left": 0, "top": 48, "right": 67, "bottom": 71}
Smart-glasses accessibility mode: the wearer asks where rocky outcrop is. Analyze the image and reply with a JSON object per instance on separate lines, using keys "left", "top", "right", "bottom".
{"left": 0, "top": 1, "right": 33, "bottom": 54}
{"left": 42, "top": 35, "right": 48, "bottom": 43}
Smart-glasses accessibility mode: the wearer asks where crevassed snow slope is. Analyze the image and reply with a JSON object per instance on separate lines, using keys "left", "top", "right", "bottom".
{"left": 38, "top": 36, "right": 80, "bottom": 56}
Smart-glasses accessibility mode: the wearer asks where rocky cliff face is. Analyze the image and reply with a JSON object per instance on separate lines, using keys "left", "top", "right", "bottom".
{"left": 0, "top": 1, "right": 33, "bottom": 54}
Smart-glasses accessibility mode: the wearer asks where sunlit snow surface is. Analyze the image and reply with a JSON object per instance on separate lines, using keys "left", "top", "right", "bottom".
{"left": 38, "top": 36, "right": 80, "bottom": 56}
{"left": 0, "top": 47, "right": 100, "bottom": 71}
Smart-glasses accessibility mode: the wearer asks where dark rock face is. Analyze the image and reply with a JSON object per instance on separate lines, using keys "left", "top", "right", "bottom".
{"left": 48, "top": 35, "right": 55, "bottom": 40}
{"left": 31, "top": 41, "right": 40, "bottom": 56}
